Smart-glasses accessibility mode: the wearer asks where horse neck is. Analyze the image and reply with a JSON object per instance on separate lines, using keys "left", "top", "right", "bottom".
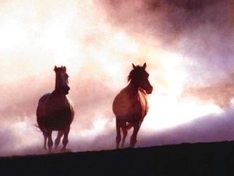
{"left": 48, "top": 91, "right": 68, "bottom": 109}
{"left": 126, "top": 81, "right": 140, "bottom": 95}
{"left": 54, "top": 75, "right": 68, "bottom": 94}
{"left": 51, "top": 90, "right": 67, "bottom": 101}
{"left": 54, "top": 76, "right": 61, "bottom": 92}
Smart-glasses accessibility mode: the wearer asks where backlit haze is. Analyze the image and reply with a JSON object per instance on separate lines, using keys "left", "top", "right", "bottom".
{"left": 1, "top": 0, "right": 234, "bottom": 157}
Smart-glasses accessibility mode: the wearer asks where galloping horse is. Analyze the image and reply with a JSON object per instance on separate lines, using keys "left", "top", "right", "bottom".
{"left": 112, "top": 63, "right": 153, "bottom": 149}
{"left": 36, "top": 66, "right": 74, "bottom": 151}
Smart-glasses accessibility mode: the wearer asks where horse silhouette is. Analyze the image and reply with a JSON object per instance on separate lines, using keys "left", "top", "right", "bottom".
{"left": 112, "top": 63, "right": 153, "bottom": 148}
{"left": 36, "top": 66, "right": 74, "bottom": 151}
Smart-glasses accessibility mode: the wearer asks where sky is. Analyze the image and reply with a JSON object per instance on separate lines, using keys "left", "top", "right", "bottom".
{"left": 1, "top": 0, "right": 234, "bottom": 157}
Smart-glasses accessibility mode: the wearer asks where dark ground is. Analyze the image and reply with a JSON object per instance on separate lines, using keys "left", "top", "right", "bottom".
{"left": 1, "top": 141, "right": 234, "bottom": 176}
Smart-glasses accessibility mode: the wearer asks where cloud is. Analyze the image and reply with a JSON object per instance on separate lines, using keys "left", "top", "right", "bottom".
{"left": 99, "top": 0, "right": 234, "bottom": 86}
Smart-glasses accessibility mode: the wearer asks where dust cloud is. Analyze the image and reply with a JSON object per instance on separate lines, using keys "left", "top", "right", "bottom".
{"left": 0, "top": 0, "right": 234, "bottom": 157}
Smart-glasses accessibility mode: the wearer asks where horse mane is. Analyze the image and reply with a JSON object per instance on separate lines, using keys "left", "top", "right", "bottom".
{"left": 128, "top": 67, "right": 138, "bottom": 82}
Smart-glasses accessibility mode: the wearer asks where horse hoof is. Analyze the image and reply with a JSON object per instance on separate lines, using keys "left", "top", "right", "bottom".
{"left": 61, "top": 148, "right": 71, "bottom": 153}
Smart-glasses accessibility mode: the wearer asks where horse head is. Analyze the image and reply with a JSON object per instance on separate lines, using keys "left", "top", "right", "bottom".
{"left": 128, "top": 63, "right": 153, "bottom": 94}
{"left": 54, "top": 66, "right": 70, "bottom": 94}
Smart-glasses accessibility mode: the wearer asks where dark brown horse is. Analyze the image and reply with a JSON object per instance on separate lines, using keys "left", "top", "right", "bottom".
{"left": 112, "top": 63, "right": 153, "bottom": 149}
{"left": 36, "top": 66, "right": 74, "bottom": 151}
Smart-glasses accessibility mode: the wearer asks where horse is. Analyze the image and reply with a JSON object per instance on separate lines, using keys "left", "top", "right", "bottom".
{"left": 112, "top": 63, "right": 153, "bottom": 149}
{"left": 36, "top": 66, "right": 74, "bottom": 151}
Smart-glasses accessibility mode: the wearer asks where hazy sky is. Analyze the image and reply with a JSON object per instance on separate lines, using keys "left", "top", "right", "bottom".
{"left": 1, "top": 0, "right": 234, "bottom": 157}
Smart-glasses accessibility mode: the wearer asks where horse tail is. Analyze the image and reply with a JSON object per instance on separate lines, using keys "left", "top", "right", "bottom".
{"left": 126, "top": 122, "right": 133, "bottom": 130}
{"left": 34, "top": 124, "right": 42, "bottom": 132}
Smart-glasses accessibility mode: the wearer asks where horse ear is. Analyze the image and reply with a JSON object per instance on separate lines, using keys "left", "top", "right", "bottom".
{"left": 132, "top": 63, "right": 136, "bottom": 69}
{"left": 54, "top": 66, "right": 57, "bottom": 71}
{"left": 143, "top": 63, "right": 147, "bottom": 69}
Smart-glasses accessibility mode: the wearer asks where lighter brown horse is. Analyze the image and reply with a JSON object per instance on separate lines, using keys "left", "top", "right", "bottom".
{"left": 36, "top": 66, "right": 74, "bottom": 151}
{"left": 112, "top": 63, "right": 153, "bottom": 149}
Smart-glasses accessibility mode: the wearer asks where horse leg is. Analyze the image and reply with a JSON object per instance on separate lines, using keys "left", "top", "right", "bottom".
{"left": 47, "top": 130, "right": 53, "bottom": 152}
{"left": 130, "top": 122, "right": 140, "bottom": 148}
{"left": 42, "top": 131, "right": 47, "bottom": 150}
{"left": 62, "top": 127, "right": 70, "bottom": 151}
{"left": 120, "top": 122, "right": 128, "bottom": 148}
{"left": 116, "top": 119, "right": 122, "bottom": 149}
{"left": 55, "top": 131, "right": 63, "bottom": 150}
